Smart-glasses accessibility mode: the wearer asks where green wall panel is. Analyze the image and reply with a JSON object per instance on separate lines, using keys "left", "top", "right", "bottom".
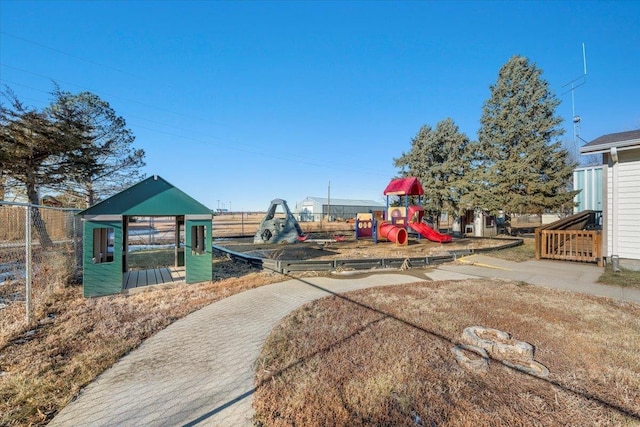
{"left": 185, "top": 219, "right": 213, "bottom": 283}
{"left": 83, "top": 220, "right": 123, "bottom": 297}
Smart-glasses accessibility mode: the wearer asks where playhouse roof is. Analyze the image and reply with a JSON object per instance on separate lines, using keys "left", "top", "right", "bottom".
{"left": 383, "top": 177, "right": 424, "bottom": 196}
{"left": 79, "top": 175, "right": 212, "bottom": 217}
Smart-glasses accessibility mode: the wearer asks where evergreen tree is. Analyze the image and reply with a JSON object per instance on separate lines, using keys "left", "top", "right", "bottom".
{"left": 0, "top": 88, "right": 86, "bottom": 246}
{"left": 394, "top": 118, "right": 473, "bottom": 224}
{"left": 48, "top": 88, "right": 145, "bottom": 207}
{"left": 1, "top": 85, "right": 145, "bottom": 245}
{"left": 473, "top": 55, "right": 577, "bottom": 215}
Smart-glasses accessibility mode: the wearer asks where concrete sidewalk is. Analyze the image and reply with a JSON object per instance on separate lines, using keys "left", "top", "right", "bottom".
{"left": 426, "top": 254, "right": 640, "bottom": 304}
{"left": 49, "top": 273, "right": 424, "bottom": 427}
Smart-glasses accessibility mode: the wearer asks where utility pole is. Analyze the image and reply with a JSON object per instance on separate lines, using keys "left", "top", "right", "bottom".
{"left": 327, "top": 180, "right": 331, "bottom": 222}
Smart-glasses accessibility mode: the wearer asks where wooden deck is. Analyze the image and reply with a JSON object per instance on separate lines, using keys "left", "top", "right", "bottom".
{"left": 535, "top": 229, "right": 603, "bottom": 266}
{"left": 123, "top": 266, "right": 186, "bottom": 290}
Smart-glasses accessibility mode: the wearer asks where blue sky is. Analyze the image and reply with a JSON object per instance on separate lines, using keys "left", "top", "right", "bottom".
{"left": 1, "top": 1, "right": 639, "bottom": 211}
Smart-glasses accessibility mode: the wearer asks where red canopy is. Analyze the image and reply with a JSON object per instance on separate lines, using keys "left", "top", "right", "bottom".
{"left": 383, "top": 177, "right": 424, "bottom": 196}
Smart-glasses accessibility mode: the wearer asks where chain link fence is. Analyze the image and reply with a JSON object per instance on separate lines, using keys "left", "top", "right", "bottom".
{"left": 0, "top": 201, "right": 81, "bottom": 335}
{"left": 212, "top": 212, "right": 354, "bottom": 239}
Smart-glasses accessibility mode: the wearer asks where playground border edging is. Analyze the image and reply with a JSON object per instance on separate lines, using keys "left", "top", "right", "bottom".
{"left": 212, "top": 237, "right": 523, "bottom": 274}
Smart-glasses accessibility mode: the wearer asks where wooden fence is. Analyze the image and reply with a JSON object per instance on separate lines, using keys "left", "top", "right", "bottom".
{"left": 535, "top": 229, "right": 603, "bottom": 266}
{"left": 0, "top": 204, "right": 80, "bottom": 241}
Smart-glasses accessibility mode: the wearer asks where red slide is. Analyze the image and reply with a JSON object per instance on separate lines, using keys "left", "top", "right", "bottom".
{"left": 408, "top": 222, "right": 452, "bottom": 243}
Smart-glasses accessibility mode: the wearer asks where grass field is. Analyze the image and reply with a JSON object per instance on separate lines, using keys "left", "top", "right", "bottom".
{"left": 213, "top": 213, "right": 353, "bottom": 238}
{"left": 126, "top": 248, "right": 176, "bottom": 269}
{"left": 254, "top": 279, "right": 640, "bottom": 426}
{"left": 484, "top": 236, "right": 536, "bottom": 262}
{"left": 2, "top": 225, "right": 639, "bottom": 426}
{"left": 0, "top": 258, "right": 283, "bottom": 426}
{"left": 598, "top": 266, "right": 640, "bottom": 289}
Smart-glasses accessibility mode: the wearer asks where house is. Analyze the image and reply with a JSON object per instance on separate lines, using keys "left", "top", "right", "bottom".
{"left": 295, "top": 197, "right": 385, "bottom": 222}
{"left": 580, "top": 129, "right": 640, "bottom": 270}
{"left": 78, "top": 175, "right": 213, "bottom": 297}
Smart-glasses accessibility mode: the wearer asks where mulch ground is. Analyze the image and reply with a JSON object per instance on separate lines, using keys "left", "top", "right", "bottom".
{"left": 216, "top": 233, "right": 516, "bottom": 261}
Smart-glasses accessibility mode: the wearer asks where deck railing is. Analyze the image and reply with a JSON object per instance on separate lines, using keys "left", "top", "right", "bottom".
{"left": 535, "top": 229, "right": 602, "bottom": 266}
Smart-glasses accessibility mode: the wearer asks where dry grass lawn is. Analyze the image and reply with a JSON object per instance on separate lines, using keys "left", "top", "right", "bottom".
{"left": 484, "top": 236, "right": 536, "bottom": 262}
{"left": 598, "top": 266, "right": 640, "bottom": 289}
{"left": 2, "top": 232, "right": 638, "bottom": 426}
{"left": 0, "top": 258, "right": 283, "bottom": 427}
{"left": 254, "top": 279, "right": 640, "bottom": 426}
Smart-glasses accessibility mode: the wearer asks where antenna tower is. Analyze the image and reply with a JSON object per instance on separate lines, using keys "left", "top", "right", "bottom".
{"left": 562, "top": 43, "right": 588, "bottom": 145}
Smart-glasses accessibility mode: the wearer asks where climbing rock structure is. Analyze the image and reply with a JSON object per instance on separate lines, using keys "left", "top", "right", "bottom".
{"left": 254, "top": 199, "right": 305, "bottom": 244}
{"left": 451, "top": 326, "right": 549, "bottom": 378}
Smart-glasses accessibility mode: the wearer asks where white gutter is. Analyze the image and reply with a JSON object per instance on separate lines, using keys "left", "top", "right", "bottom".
{"left": 580, "top": 140, "right": 640, "bottom": 155}
{"left": 611, "top": 147, "right": 619, "bottom": 269}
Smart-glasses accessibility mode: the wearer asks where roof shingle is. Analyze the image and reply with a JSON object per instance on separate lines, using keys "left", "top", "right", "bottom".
{"left": 580, "top": 129, "right": 640, "bottom": 154}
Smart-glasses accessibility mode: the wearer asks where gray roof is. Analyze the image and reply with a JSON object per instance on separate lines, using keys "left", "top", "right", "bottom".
{"left": 300, "top": 197, "right": 385, "bottom": 207}
{"left": 580, "top": 129, "right": 640, "bottom": 154}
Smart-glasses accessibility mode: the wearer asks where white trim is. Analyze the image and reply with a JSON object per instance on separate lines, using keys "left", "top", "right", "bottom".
{"left": 82, "top": 215, "right": 123, "bottom": 221}
{"left": 185, "top": 214, "right": 213, "bottom": 220}
{"left": 573, "top": 165, "right": 604, "bottom": 172}
{"left": 580, "top": 140, "right": 640, "bottom": 155}
{"left": 611, "top": 147, "right": 619, "bottom": 257}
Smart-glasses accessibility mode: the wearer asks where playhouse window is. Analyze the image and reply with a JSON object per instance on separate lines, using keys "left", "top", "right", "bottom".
{"left": 92, "top": 227, "right": 114, "bottom": 264}
{"left": 191, "top": 225, "right": 206, "bottom": 255}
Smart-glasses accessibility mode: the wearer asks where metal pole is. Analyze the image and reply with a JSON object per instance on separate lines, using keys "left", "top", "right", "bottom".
{"left": 327, "top": 180, "right": 331, "bottom": 222}
{"left": 73, "top": 210, "right": 79, "bottom": 273}
{"left": 25, "top": 205, "right": 32, "bottom": 324}
{"left": 150, "top": 216, "right": 154, "bottom": 245}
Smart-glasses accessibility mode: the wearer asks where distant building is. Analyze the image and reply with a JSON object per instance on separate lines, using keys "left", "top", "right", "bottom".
{"left": 295, "top": 197, "right": 385, "bottom": 222}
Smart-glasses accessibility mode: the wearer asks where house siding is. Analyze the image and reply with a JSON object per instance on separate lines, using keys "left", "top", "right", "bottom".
{"left": 607, "top": 149, "right": 640, "bottom": 260}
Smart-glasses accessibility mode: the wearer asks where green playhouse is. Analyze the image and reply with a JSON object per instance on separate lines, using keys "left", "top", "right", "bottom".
{"left": 78, "top": 175, "right": 213, "bottom": 297}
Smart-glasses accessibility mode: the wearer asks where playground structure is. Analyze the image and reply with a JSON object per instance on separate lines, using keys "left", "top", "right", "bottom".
{"left": 355, "top": 177, "right": 452, "bottom": 245}
{"left": 254, "top": 198, "right": 306, "bottom": 244}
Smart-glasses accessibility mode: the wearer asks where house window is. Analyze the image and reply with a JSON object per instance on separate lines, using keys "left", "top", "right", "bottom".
{"left": 93, "top": 227, "right": 114, "bottom": 263}
{"left": 191, "top": 225, "right": 206, "bottom": 255}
